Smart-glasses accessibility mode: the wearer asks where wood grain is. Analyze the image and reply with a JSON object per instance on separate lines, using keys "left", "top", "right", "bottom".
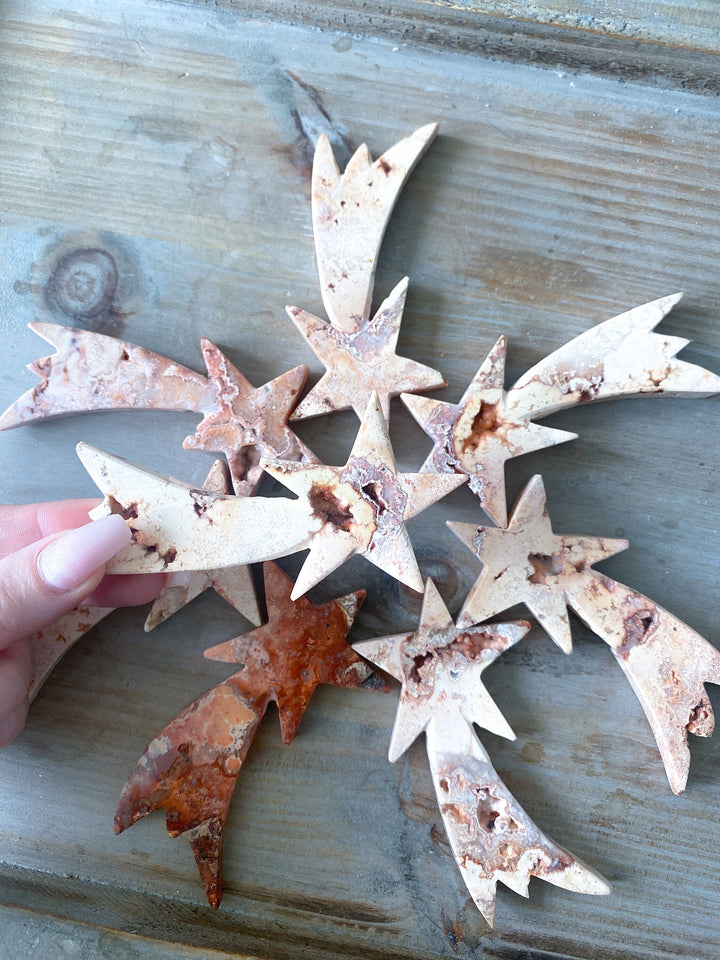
{"left": 174, "top": 0, "right": 720, "bottom": 92}
{"left": 0, "top": 1, "right": 719, "bottom": 957}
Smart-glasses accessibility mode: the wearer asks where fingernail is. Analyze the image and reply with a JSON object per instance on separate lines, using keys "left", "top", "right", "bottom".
{"left": 38, "top": 514, "right": 132, "bottom": 591}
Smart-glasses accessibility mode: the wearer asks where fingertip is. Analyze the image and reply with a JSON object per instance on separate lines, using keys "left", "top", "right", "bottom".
{"left": 37, "top": 515, "right": 131, "bottom": 592}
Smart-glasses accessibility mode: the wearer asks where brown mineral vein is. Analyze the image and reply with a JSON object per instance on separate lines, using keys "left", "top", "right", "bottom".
{"left": 0, "top": 322, "right": 213, "bottom": 430}
{"left": 263, "top": 392, "right": 466, "bottom": 598}
{"left": 144, "top": 460, "right": 260, "bottom": 630}
{"left": 402, "top": 336, "right": 575, "bottom": 527}
{"left": 117, "top": 562, "right": 380, "bottom": 908}
{"left": 183, "top": 339, "right": 317, "bottom": 497}
{"left": 505, "top": 294, "right": 720, "bottom": 422}
{"left": 312, "top": 123, "right": 438, "bottom": 333}
{"left": 449, "top": 475, "right": 720, "bottom": 793}
{"left": 356, "top": 579, "right": 608, "bottom": 923}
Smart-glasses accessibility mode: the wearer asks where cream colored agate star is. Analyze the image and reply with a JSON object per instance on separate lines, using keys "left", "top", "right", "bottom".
{"left": 449, "top": 474, "right": 720, "bottom": 795}
{"left": 449, "top": 474, "right": 628, "bottom": 651}
{"left": 288, "top": 277, "right": 445, "bottom": 422}
{"left": 354, "top": 579, "right": 527, "bottom": 760}
{"left": 144, "top": 459, "right": 261, "bottom": 630}
{"left": 184, "top": 338, "right": 317, "bottom": 497}
{"left": 262, "top": 392, "right": 466, "bottom": 599}
{"left": 402, "top": 335, "right": 576, "bottom": 527}
{"left": 355, "top": 580, "right": 611, "bottom": 925}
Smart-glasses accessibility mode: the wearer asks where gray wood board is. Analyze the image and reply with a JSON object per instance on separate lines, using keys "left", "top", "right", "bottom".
{"left": 0, "top": 2, "right": 719, "bottom": 958}
{"left": 176, "top": 0, "right": 720, "bottom": 93}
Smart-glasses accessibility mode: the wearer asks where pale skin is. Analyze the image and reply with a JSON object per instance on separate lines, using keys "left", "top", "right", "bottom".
{"left": 0, "top": 499, "right": 165, "bottom": 747}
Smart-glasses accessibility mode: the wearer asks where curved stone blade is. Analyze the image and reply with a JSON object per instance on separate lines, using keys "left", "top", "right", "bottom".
{"left": 0, "top": 322, "right": 213, "bottom": 430}
{"left": 117, "top": 562, "right": 382, "bottom": 909}
{"left": 312, "top": 123, "right": 438, "bottom": 332}
{"left": 28, "top": 605, "right": 114, "bottom": 702}
{"left": 565, "top": 575, "right": 720, "bottom": 795}
{"left": 506, "top": 294, "right": 720, "bottom": 421}
{"left": 77, "top": 443, "right": 319, "bottom": 574}
{"left": 114, "top": 678, "right": 265, "bottom": 909}
{"left": 426, "top": 712, "right": 611, "bottom": 926}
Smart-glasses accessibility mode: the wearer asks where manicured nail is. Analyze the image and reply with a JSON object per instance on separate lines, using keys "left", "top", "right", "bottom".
{"left": 38, "top": 514, "right": 132, "bottom": 591}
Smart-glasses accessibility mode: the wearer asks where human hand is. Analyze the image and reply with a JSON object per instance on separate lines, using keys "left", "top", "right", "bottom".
{"left": 0, "top": 499, "right": 166, "bottom": 747}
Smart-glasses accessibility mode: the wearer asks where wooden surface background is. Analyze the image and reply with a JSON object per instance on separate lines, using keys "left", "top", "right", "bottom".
{"left": 1, "top": 1, "right": 719, "bottom": 957}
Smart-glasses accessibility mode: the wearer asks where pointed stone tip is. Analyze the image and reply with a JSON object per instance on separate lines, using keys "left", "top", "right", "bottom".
{"left": 479, "top": 903, "right": 495, "bottom": 928}
{"left": 75, "top": 440, "right": 96, "bottom": 464}
{"left": 0, "top": 405, "right": 22, "bottom": 432}
{"left": 558, "top": 638, "right": 574, "bottom": 654}
{"left": 455, "top": 609, "right": 474, "bottom": 630}
{"left": 668, "top": 769, "right": 688, "bottom": 796}
{"left": 417, "top": 121, "right": 439, "bottom": 140}
{"left": 28, "top": 320, "right": 61, "bottom": 343}
{"left": 289, "top": 583, "right": 305, "bottom": 602}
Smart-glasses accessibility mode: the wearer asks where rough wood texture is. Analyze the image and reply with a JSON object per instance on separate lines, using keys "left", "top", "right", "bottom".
{"left": 175, "top": 0, "right": 720, "bottom": 91}
{"left": 1, "top": 1, "right": 719, "bottom": 958}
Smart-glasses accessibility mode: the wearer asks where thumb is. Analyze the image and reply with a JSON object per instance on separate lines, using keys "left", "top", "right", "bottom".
{"left": 0, "top": 513, "right": 131, "bottom": 651}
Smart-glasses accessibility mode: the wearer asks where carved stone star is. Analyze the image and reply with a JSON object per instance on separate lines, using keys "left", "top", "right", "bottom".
{"left": 184, "top": 338, "right": 317, "bottom": 496}
{"left": 354, "top": 579, "right": 529, "bottom": 760}
{"left": 287, "top": 277, "right": 446, "bottom": 422}
{"left": 116, "top": 561, "right": 380, "bottom": 909}
{"left": 144, "top": 459, "right": 261, "bottom": 630}
{"left": 205, "top": 561, "right": 378, "bottom": 743}
{"left": 263, "top": 392, "right": 466, "bottom": 598}
{"left": 355, "top": 579, "right": 609, "bottom": 925}
{"left": 451, "top": 475, "right": 720, "bottom": 795}
{"left": 448, "top": 474, "right": 627, "bottom": 651}
{"left": 402, "top": 336, "right": 576, "bottom": 527}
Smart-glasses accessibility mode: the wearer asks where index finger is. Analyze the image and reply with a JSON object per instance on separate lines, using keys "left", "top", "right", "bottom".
{"left": 0, "top": 499, "right": 100, "bottom": 559}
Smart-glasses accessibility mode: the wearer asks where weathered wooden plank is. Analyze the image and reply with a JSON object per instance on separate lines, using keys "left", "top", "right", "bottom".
{"left": 174, "top": 0, "right": 720, "bottom": 91}
{"left": 0, "top": 1, "right": 719, "bottom": 958}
